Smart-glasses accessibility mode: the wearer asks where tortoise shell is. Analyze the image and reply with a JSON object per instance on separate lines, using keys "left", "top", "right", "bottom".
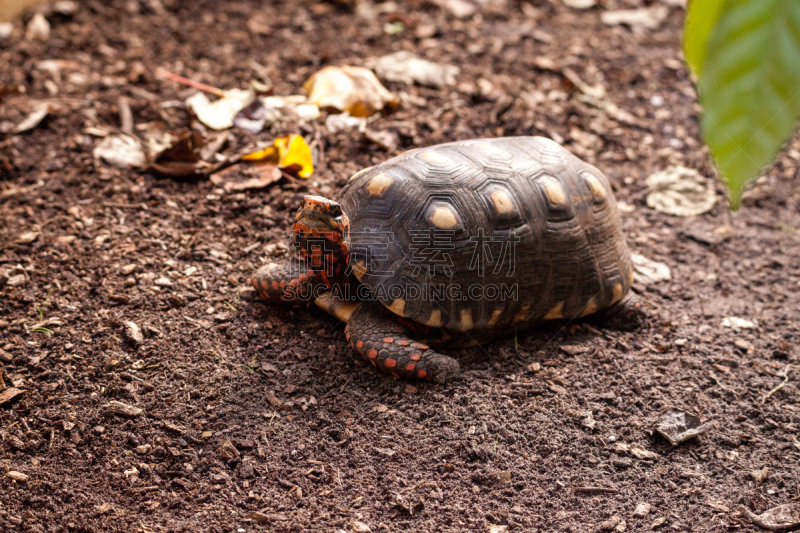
{"left": 338, "top": 136, "right": 634, "bottom": 336}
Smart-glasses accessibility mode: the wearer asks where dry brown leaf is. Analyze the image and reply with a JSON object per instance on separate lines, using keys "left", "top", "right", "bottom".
{"left": 303, "top": 66, "right": 398, "bottom": 117}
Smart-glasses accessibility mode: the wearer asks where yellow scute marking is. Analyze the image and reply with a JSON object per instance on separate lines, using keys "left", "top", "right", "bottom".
{"left": 429, "top": 206, "right": 458, "bottom": 229}
{"left": 455, "top": 309, "right": 473, "bottom": 331}
{"left": 581, "top": 297, "right": 598, "bottom": 317}
{"left": 315, "top": 292, "right": 359, "bottom": 323}
{"left": 585, "top": 174, "right": 606, "bottom": 199}
{"left": 490, "top": 190, "right": 515, "bottom": 214}
{"left": 387, "top": 298, "right": 406, "bottom": 317}
{"left": 542, "top": 178, "right": 566, "bottom": 205}
{"left": 513, "top": 304, "right": 532, "bottom": 323}
{"left": 419, "top": 150, "right": 450, "bottom": 165}
{"left": 544, "top": 301, "right": 564, "bottom": 320}
{"left": 366, "top": 173, "right": 393, "bottom": 195}
{"left": 426, "top": 309, "right": 442, "bottom": 327}
{"left": 488, "top": 308, "right": 504, "bottom": 326}
{"left": 611, "top": 282, "right": 624, "bottom": 304}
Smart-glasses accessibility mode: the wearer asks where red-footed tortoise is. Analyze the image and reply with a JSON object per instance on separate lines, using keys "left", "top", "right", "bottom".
{"left": 252, "top": 136, "right": 644, "bottom": 383}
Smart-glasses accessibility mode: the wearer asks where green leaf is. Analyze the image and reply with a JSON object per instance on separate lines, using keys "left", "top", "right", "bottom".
{"left": 684, "top": 0, "right": 728, "bottom": 76}
{"left": 698, "top": 0, "right": 800, "bottom": 209}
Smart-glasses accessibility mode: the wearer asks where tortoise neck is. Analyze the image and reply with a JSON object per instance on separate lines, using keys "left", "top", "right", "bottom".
{"left": 294, "top": 216, "right": 350, "bottom": 289}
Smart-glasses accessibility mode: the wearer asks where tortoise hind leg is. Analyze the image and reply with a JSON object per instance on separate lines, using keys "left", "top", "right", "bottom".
{"left": 591, "top": 292, "right": 647, "bottom": 331}
{"left": 346, "top": 303, "right": 461, "bottom": 383}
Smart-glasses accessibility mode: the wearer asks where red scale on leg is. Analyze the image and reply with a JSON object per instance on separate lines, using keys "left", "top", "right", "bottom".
{"left": 345, "top": 305, "right": 460, "bottom": 383}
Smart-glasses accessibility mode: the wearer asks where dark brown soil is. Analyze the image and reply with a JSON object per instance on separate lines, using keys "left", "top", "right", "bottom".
{"left": 2, "top": 1, "right": 800, "bottom": 532}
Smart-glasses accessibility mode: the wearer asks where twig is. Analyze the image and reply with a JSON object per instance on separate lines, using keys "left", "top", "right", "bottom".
{"left": 710, "top": 371, "right": 739, "bottom": 397}
{"left": 119, "top": 96, "right": 133, "bottom": 134}
{"left": 572, "top": 486, "right": 619, "bottom": 494}
{"left": 761, "top": 365, "right": 792, "bottom": 404}
{"left": 155, "top": 67, "right": 225, "bottom": 97}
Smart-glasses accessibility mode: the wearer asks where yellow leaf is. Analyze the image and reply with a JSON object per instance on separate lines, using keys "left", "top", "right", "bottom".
{"left": 241, "top": 134, "right": 313, "bottom": 179}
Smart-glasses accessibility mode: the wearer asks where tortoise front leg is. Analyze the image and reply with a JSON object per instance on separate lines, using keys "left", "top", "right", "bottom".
{"left": 345, "top": 303, "right": 461, "bottom": 384}
{"left": 251, "top": 259, "right": 327, "bottom": 304}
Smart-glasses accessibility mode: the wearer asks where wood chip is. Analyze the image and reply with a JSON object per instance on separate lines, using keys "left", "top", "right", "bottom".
{"left": 104, "top": 400, "right": 143, "bottom": 418}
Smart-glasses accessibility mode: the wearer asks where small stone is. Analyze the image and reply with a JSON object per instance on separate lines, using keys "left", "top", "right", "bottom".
{"left": 633, "top": 502, "right": 651, "bottom": 517}
{"left": 351, "top": 520, "right": 372, "bottom": 533}
{"left": 53, "top": 1, "right": 78, "bottom": 15}
{"left": 404, "top": 384, "right": 418, "bottom": 395}
{"left": 120, "top": 264, "right": 137, "bottom": 275}
{"left": 526, "top": 362, "right": 541, "bottom": 372}
{"left": 123, "top": 321, "right": 144, "bottom": 346}
{"left": 154, "top": 277, "right": 172, "bottom": 287}
{"left": 93, "top": 426, "right": 105, "bottom": 434}
{"left": 17, "top": 231, "right": 39, "bottom": 244}
{"left": 201, "top": 431, "right": 213, "bottom": 439}
{"left": 136, "top": 444, "right": 152, "bottom": 455}
{"left": 6, "top": 471, "right": 29, "bottom": 482}
{"left": 125, "top": 277, "right": 136, "bottom": 287}
{"left": 131, "top": 360, "right": 145, "bottom": 370}
{"left": 62, "top": 420, "right": 76, "bottom": 431}
{"left": 227, "top": 274, "right": 238, "bottom": 285}
{"left": 26, "top": 13, "right": 50, "bottom": 41}
{"left": 0, "top": 22, "right": 13, "bottom": 40}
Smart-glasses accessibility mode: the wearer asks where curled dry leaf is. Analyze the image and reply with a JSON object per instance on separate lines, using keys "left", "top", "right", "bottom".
{"left": 656, "top": 410, "right": 709, "bottom": 446}
{"left": 187, "top": 88, "right": 255, "bottom": 130}
{"left": 210, "top": 164, "right": 282, "bottom": 192}
{"left": 741, "top": 503, "right": 800, "bottom": 531}
{"left": 93, "top": 134, "right": 146, "bottom": 168}
{"left": 15, "top": 102, "right": 50, "bottom": 134}
{"left": 645, "top": 166, "right": 717, "bottom": 217}
{"left": 612, "top": 442, "right": 661, "bottom": 460}
{"left": 630, "top": 253, "right": 671, "bottom": 285}
{"left": 242, "top": 134, "right": 313, "bottom": 178}
{"left": 372, "top": 51, "right": 460, "bottom": 88}
{"left": 303, "top": 66, "right": 399, "bottom": 117}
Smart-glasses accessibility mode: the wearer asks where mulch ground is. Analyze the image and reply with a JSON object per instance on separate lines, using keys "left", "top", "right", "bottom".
{"left": 1, "top": 0, "right": 800, "bottom": 532}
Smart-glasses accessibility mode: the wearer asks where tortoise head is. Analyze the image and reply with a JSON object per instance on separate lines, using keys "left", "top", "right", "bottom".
{"left": 292, "top": 195, "right": 350, "bottom": 287}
